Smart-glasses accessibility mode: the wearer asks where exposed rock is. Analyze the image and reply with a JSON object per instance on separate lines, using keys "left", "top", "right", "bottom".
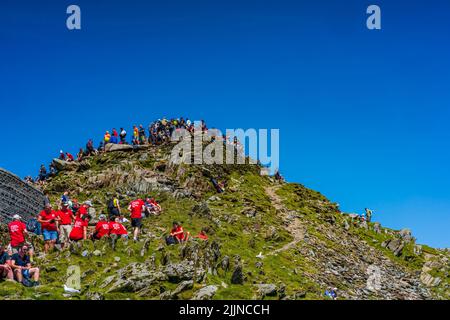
{"left": 52, "top": 158, "right": 79, "bottom": 171}
{"left": 255, "top": 284, "right": 277, "bottom": 298}
{"left": 191, "top": 202, "right": 212, "bottom": 219}
{"left": 399, "top": 229, "right": 413, "bottom": 243}
{"left": 192, "top": 285, "right": 218, "bottom": 300}
{"left": 420, "top": 273, "right": 441, "bottom": 287}
{"left": 104, "top": 143, "right": 134, "bottom": 152}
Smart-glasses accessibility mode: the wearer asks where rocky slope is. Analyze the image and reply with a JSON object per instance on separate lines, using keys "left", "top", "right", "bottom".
{"left": 0, "top": 142, "right": 448, "bottom": 300}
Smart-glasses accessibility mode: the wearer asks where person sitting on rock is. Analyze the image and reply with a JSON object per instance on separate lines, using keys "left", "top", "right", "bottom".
{"left": 0, "top": 244, "right": 14, "bottom": 281}
{"left": 38, "top": 204, "right": 60, "bottom": 254}
{"left": 194, "top": 229, "right": 208, "bottom": 241}
{"left": 93, "top": 215, "right": 110, "bottom": 240}
{"left": 59, "top": 150, "right": 66, "bottom": 161}
{"left": 66, "top": 152, "right": 74, "bottom": 162}
{"left": 11, "top": 245, "right": 40, "bottom": 287}
{"left": 69, "top": 215, "right": 90, "bottom": 242}
{"left": 109, "top": 218, "right": 128, "bottom": 239}
{"left": 144, "top": 197, "right": 161, "bottom": 216}
{"left": 77, "top": 148, "right": 84, "bottom": 161}
{"left": 128, "top": 198, "right": 145, "bottom": 241}
{"left": 167, "top": 221, "right": 189, "bottom": 245}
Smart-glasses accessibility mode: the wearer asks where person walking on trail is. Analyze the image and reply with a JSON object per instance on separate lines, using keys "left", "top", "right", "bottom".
{"left": 365, "top": 208, "right": 373, "bottom": 222}
{"left": 8, "top": 215, "right": 29, "bottom": 254}
{"left": 38, "top": 204, "right": 60, "bottom": 254}
{"left": 11, "top": 245, "right": 40, "bottom": 287}
{"left": 58, "top": 202, "right": 74, "bottom": 249}
{"left": 93, "top": 215, "right": 110, "bottom": 240}
{"left": 107, "top": 196, "right": 121, "bottom": 221}
{"left": 128, "top": 198, "right": 145, "bottom": 241}
{"left": 0, "top": 244, "right": 14, "bottom": 281}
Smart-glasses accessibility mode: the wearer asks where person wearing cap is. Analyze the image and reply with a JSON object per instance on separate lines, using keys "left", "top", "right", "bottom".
{"left": 8, "top": 215, "right": 28, "bottom": 254}
{"left": 57, "top": 202, "right": 74, "bottom": 249}
{"left": 11, "top": 244, "right": 40, "bottom": 286}
{"left": 76, "top": 200, "right": 92, "bottom": 219}
{"left": 0, "top": 244, "right": 14, "bottom": 281}
{"left": 93, "top": 214, "right": 110, "bottom": 240}
{"left": 38, "top": 204, "right": 60, "bottom": 254}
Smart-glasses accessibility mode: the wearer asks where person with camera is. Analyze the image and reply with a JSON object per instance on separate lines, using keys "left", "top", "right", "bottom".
{"left": 37, "top": 203, "right": 60, "bottom": 254}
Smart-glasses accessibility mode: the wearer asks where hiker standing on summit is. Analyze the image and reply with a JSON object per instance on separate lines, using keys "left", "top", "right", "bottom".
{"left": 365, "top": 208, "right": 373, "bottom": 222}
{"left": 128, "top": 198, "right": 145, "bottom": 242}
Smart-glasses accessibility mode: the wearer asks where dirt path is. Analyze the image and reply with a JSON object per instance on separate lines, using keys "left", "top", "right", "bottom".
{"left": 265, "top": 185, "right": 305, "bottom": 256}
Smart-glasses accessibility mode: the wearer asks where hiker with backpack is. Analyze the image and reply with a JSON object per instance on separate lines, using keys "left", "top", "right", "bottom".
{"left": 128, "top": 198, "right": 145, "bottom": 241}
{"left": 11, "top": 244, "right": 40, "bottom": 287}
{"left": 107, "top": 196, "right": 121, "bottom": 221}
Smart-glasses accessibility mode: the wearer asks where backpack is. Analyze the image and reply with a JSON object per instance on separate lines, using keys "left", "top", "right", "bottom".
{"left": 107, "top": 198, "right": 115, "bottom": 213}
{"left": 26, "top": 218, "right": 39, "bottom": 233}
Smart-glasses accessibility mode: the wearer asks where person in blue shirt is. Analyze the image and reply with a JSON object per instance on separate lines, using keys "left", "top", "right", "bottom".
{"left": 0, "top": 244, "right": 13, "bottom": 280}
{"left": 11, "top": 245, "right": 40, "bottom": 286}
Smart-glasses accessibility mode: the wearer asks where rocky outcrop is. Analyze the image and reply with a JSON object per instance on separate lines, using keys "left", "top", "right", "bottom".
{"left": 192, "top": 285, "right": 218, "bottom": 300}
{"left": 52, "top": 158, "right": 79, "bottom": 171}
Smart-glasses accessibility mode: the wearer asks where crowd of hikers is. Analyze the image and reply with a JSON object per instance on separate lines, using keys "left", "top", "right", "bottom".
{"left": 0, "top": 189, "right": 211, "bottom": 288}
{"left": 26, "top": 117, "right": 213, "bottom": 184}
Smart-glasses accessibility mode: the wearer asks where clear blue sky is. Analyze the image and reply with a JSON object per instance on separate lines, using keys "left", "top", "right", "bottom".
{"left": 1, "top": 0, "right": 449, "bottom": 247}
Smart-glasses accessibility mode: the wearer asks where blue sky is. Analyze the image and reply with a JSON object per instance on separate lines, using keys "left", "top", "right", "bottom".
{"left": 1, "top": 0, "right": 449, "bottom": 247}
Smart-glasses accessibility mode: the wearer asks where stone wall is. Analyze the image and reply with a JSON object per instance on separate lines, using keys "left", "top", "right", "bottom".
{"left": 0, "top": 168, "right": 45, "bottom": 223}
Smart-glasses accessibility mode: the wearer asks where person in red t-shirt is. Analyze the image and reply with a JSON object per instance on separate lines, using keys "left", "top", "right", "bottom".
{"left": 57, "top": 202, "right": 74, "bottom": 248}
{"left": 169, "top": 221, "right": 188, "bottom": 244}
{"left": 109, "top": 218, "right": 128, "bottom": 239}
{"left": 37, "top": 204, "right": 60, "bottom": 253}
{"left": 194, "top": 229, "right": 208, "bottom": 241}
{"left": 77, "top": 201, "right": 92, "bottom": 219}
{"left": 128, "top": 199, "right": 145, "bottom": 241}
{"left": 8, "top": 215, "right": 28, "bottom": 251}
{"left": 93, "top": 215, "right": 110, "bottom": 240}
{"left": 69, "top": 215, "right": 89, "bottom": 241}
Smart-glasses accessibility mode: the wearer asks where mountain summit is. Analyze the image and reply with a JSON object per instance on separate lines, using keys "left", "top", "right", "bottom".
{"left": 1, "top": 141, "right": 448, "bottom": 300}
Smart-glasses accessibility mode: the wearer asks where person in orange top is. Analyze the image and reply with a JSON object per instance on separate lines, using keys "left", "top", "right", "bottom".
{"left": 194, "top": 229, "right": 208, "bottom": 241}
{"left": 104, "top": 131, "right": 111, "bottom": 144}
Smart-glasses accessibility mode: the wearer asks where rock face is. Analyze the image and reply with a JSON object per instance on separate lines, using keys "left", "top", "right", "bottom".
{"left": 52, "top": 159, "right": 79, "bottom": 171}
{"left": 0, "top": 168, "right": 45, "bottom": 223}
{"left": 192, "top": 285, "right": 218, "bottom": 300}
{"left": 382, "top": 239, "right": 405, "bottom": 256}
{"left": 255, "top": 284, "right": 277, "bottom": 298}
{"left": 104, "top": 143, "right": 134, "bottom": 152}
